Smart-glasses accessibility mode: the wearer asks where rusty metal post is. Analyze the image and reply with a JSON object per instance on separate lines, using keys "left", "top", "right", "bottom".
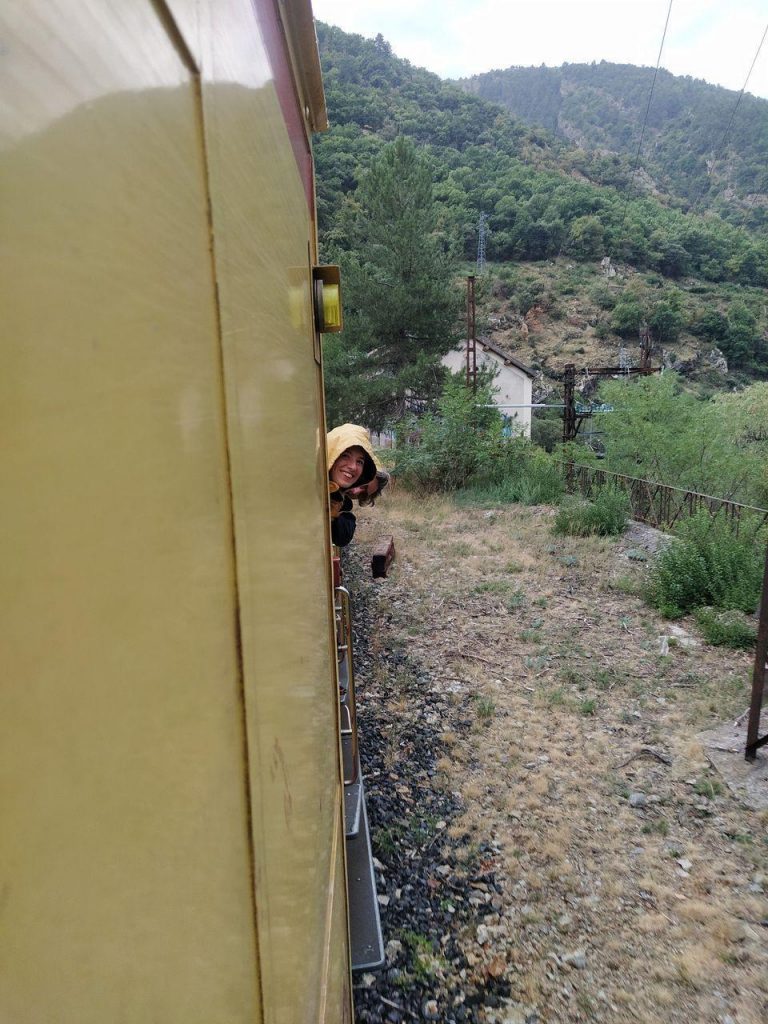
{"left": 562, "top": 363, "right": 577, "bottom": 491}
{"left": 465, "top": 275, "right": 471, "bottom": 387}
{"left": 466, "top": 275, "right": 477, "bottom": 392}
{"left": 639, "top": 323, "right": 653, "bottom": 370}
{"left": 562, "top": 363, "right": 576, "bottom": 444}
{"left": 746, "top": 544, "right": 768, "bottom": 760}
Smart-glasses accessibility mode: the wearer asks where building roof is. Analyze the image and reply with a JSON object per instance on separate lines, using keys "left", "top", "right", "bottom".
{"left": 476, "top": 336, "right": 535, "bottom": 378}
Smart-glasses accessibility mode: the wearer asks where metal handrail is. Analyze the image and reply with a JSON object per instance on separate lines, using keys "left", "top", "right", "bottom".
{"left": 335, "top": 585, "right": 359, "bottom": 785}
{"left": 565, "top": 462, "right": 768, "bottom": 538}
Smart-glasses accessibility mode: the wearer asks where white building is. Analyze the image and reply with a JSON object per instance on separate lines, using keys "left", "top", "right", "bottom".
{"left": 442, "top": 337, "right": 536, "bottom": 437}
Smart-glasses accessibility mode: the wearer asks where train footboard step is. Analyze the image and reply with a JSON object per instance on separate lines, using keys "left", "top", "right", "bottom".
{"left": 371, "top": 535, "right": 395, "bottom": 579}
{"left": 345, "top": 779, "right": 385, "bottom": 971}
{"left": 343, "top": 738, "right": 362, "bottom": 838}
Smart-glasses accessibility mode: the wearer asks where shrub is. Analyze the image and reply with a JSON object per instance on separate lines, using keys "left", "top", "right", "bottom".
{"left": 459, "top": 444, "right": 565, "bottom": 506}
{"left": 594, "top": 317, "right": 611, "bottom": 339}
{"left": 589, "top": 283, "right": 616, "bottom": 311}
{"left": 515, "top": 457, "right": 566, "bottom": 505}
{"left": 474, "top": 696, "right": 496, "bottom": 721}
{"left": 394, "top": 375, "right": 504, "bottom": 492}
{"left": 531, "top": 410, "right": 563, "bottom": 452}
{"left": 647, "top": 511, "right": 763, "bottom": 618}
{"left": 398, "top": 379, "right": 568, "bottom": 503}
{"left": 553, "top": 487, "right": 630, "bottom": 537}
{"left": 514, "top": 281, "right": 545, "bottom": 316}
{"left": 611, "top": 299, "right": 644, "bottom": 337}
{"left": 692, "top": 309, "right": 728, "bottom": 342}
{"left": 649, "top": 301, "right": 685, "bottom": 343}
{"left": 694, "top": 607, "right": 757, "bottom": 649}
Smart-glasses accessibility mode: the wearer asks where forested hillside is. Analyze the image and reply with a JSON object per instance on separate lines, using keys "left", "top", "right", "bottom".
{"left": 456, "top": 62, "right": 768, "bottom": 230}
{"left": 314, "top": 23, "right": 768, "bottom": 407}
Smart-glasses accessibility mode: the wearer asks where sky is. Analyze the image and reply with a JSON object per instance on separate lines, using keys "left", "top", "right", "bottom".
{"left": 311, "top": 0, "right": 768, "bottom": 100}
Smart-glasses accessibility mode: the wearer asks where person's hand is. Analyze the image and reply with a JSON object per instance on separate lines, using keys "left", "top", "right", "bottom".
{"left": 345, "top": 483, "right": 370, "bottom": 499}
{"left": 350, "top": 470, "right": 390, "bottom": 505}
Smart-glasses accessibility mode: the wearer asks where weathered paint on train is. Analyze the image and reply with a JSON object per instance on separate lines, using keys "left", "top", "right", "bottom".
{"left": 0, "top": 1, "right": 352, "bottom": 1021}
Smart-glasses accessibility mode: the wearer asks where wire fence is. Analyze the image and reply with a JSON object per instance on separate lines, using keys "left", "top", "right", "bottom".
{"left": 565, "top": 463, "right": 768, "bottom": 539}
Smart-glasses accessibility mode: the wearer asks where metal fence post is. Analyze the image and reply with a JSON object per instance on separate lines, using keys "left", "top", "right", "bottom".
{"left": 746, "top": 544, "right": 768, "bottom": 761}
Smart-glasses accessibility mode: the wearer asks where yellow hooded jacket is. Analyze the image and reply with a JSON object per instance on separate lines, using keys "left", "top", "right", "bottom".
{"left": 326, "top": 423, "right": 378, "bottom": 547}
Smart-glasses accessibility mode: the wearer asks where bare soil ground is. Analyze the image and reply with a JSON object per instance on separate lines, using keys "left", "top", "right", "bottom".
{"left": 351, "top": 491, "right": 768, "bottom": 1024}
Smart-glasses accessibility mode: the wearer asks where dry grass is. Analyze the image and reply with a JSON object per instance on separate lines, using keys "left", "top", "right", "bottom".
{"left": 353, "top": 491, "right": 767, "bottom": 1024}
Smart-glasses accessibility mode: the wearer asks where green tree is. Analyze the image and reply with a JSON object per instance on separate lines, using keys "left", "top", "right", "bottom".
{"left": 649, "top": 231, "right": 690, "bottom": 278}
{"left": 726, "top": 245, "right": 768, "bottom": 287}
{"left": 648, "top": 299, "right": 684, "bottom": 343}
{"left": 592, "top": 372, "right": 764, "bottom": 504}
{"left": 565, "top": 214, "right": 605, "bottom": 259}
{"left": 712, "top": 383, "right": 768, "bottom": 505}
{"left": 723, "top": 302, "right": 762, "bottom": 368}
{"left": 327, "top": 137, "right": 460, "bottom": 428}
{"left": 693, "top": 308, "right": 728, "bottom": 343}
{"left": 716, "top": 381, "right": 768, "bottom": 444}
{"left": 393, "top": 374, "right": 504, "bottom": 492}
{"left": 611, "top": 299, "right": 644, "bottom": 337}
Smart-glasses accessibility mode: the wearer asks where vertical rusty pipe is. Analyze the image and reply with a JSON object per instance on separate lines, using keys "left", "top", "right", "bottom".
{"left": 466, "top": 275, "right": 476, "bottom": 390}
{"left": 746, "top": 544, "right": 768, "bottom": 760}
{"left": 563, "top": 363, "right": 576, "bottom": 444}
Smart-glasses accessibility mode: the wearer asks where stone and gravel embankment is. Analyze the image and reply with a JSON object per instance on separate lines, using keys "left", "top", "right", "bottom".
{"left": 345, "top": 546, "right": 513, "bottom": 1024}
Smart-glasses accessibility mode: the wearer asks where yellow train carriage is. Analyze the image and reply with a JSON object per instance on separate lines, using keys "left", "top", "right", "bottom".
{"left": 0, "top": 1, "right": 360, "bottom": 1020}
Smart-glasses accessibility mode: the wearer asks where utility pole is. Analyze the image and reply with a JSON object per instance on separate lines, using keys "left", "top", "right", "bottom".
{"left": 562, "top": 363, "right": 576, "bottom": 443}
{"left": 745, "top": 544, "right": 768, "bottom": 760}
{"left": 639, "top": 322, "right": 653, "bottom": 370}
{"left": 561, "top": 360, "right": 661, "bottom": 447}
{"left": 466, "top": 275, "right": 477, "bottom": 392}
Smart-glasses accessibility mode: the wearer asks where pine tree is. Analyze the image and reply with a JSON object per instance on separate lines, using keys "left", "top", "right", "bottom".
{"left": 325, "top": 137, "right": 460, "bottom": 430}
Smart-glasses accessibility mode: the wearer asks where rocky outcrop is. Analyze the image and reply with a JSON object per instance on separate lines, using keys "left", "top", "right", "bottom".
{"left": 706, "top": 347, "right": 729, "bottom": 374}
{"left": 662, "top": 346, "right": 729, "bottom": 376}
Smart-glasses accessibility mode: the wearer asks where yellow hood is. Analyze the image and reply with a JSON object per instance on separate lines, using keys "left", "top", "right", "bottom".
{"left": 326, "top": 423, "right": 378, "bottom": 488}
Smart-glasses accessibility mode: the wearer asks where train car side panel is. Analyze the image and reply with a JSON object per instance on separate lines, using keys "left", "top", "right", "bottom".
{"left": 182, "top": 1, "right": 353, "bottom": 1019}
{"left": 0, "top": 2, "right": 263, "bottom": 1022}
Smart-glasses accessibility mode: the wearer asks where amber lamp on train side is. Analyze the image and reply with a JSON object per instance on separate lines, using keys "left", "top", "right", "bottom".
{"left": 313, "top": 264, "right": 343, "bottom": 332}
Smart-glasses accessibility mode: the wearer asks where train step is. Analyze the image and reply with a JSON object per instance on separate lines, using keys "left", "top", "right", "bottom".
{"left": 345, "top": 778, "right": 384, "bottom": 972}
{"left": 343, "top": 741, "right": 362, "bottom": 837}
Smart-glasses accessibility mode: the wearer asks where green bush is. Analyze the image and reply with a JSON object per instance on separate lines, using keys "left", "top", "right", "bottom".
{"left": 394, "top": 375, "right": 505, "bottom": 492}
{"left": 647, "top": 511, "right": 763, "bottom": 618}
{"left": 694, "top": 607, "right": 757, "bottom": 649}
{"left": 589, "top": 283, "right": 617, "bottom": 311}
{"left": 515, "top": 455, "right": 566, "bottom": 504}
{"left": 649, "top": 301, "right": 685, "bottom": 343}
{"left": 459, "top": 444, "right": 565, "bottom": 506}
{"left": 531, "top": 410, "right": 562, "bottom": 453}
{"left": 395, "top": 377, "right": 571, "bottom": 503}
{"left": 553, "top": 487, "right": 630, "bottom": 537}
{"left": 594, "top": 317, "right": 612, "bottom": 340}
{"left": 611, "top": 299, "right": 644, "bottom": 337}
{"left": 514, "top": 281, "right": 545, "bottom": 316}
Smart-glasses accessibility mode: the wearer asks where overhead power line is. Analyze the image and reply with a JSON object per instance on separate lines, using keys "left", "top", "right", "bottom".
{"left": 629, "top": 0, "right": 674, "bottom": 191}
{"left": 716, "top": 20, "right": 768, "bottom": 156}
{"left": 613, "top": 0, "right": 675, "bottom": 250}
{"left": 687, "top": 19, "right": 768, "bottom": 218}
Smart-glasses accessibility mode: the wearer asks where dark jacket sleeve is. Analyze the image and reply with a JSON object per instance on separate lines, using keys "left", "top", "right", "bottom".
{"left": 331, "top": 508, "right": 357, "bottom": 547}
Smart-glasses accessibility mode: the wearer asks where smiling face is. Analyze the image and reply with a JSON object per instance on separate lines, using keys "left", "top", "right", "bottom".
{"left": 329, "top": 446, "right": 366, "bottom": 489}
